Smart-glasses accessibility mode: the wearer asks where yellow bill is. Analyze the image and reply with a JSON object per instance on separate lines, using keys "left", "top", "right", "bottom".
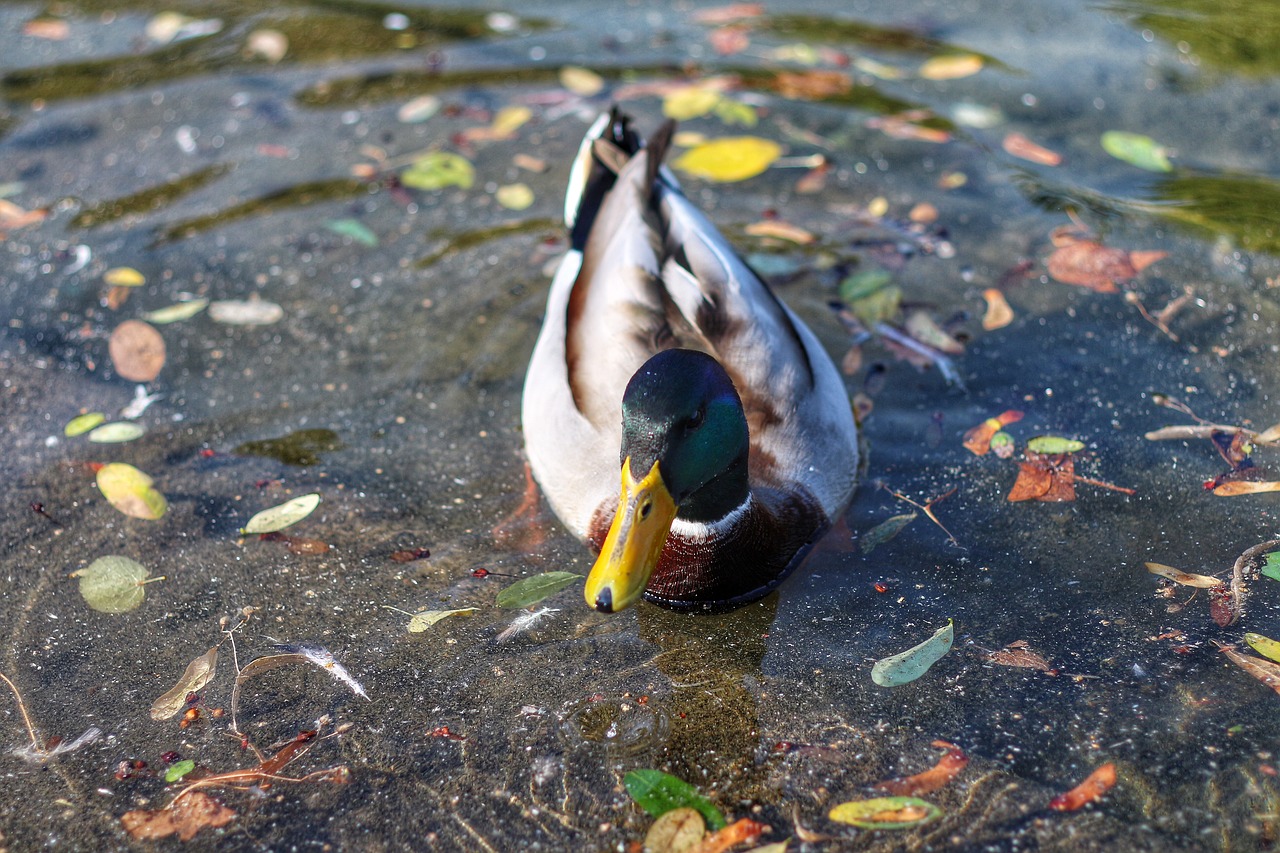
{"left": 584, "top": 457, "right": 677, "bottom": 613}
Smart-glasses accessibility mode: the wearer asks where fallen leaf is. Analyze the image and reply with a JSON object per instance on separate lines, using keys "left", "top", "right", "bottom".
{"left": 232, "top": 644, "right": 368, "bottom": 725}
{"left": 1045, "top": 239, "right": 1165, "bottom": 293}
{"left": 496, "top": 183, "right": 534, "bottom": 210}
{"left": 512, "top": 153, "right": 547, "bottom": 173}
{"left": 1026, "top": 435, "right": 1085, "bottom": 454}
{"left": 495, "top": 571, "right": 583, "bottom": 608}
{"left": 65, "top": 412, "right": 106, "bottom": 436}
{"left": 23, "top": 18, "right": 70, "bottom": 40}
{"left": 241, "top": 493, "right": 321, "bottom": 535}
{"left": 0, "top": 200, "right": 48, "bottom": 233}
{"left": 981, "top": 288, "right": 1014, "bottom": 330}
{"left": 145, "top": 11, "right": 222, "bottom": 45}
{"left": 859, "top": 513, "right": 917, "bottom": 555}
{"left": 244, "top": 28, "right": 288, "bottom": 63}
{"left": 673, "top": 137, "right": 782, "bottom": 183}
{"left": 397, "top": 95, "right": 441, "bottom": 124}
{"left": 143, "top": 299, "right": 208, "bottom": 324}
{"left": 1049, "top": 763, "right": 1117, "bottom": 811}
{"left": 151, "top": 647, "right": 219, "bottom": 720}
{"left": 121, "top": 791, "right": 236, "bottom": 841}
{"left": 164, "top": 759, "right": 196, "bottom": 783}
{"left": 88, "top": 421, "right": 146, "bottom": 443}
{"left": 664, "top": 85, "right": 726, "bottom": 121}
{"left": 744, "top": 220, "right": 814, "bottom": 244}
{"left": 1007, "top": 451, "right": 1075, "bottom": 502}
{"left": 462, "top": 105, "right": 532, "bottom": 142}
{"left": 109, "top": 320, "right": 166, "bottom": 382}
{"left": 559, "top": 65, "right": 605, "bottom": 96}
{"left": 692, "top": 3, "right": 764, "bottom": 23}
{"left": 871, "top": 620, "right": 954, "bottom": 687}
{"left": 904, "top": 310, "right": 964, "bottom": 354}
{"left": 1144, "top": 562, "right": 1224, "bottom": 589}
{"left": 771, "top": 70, "right": 851, "bottom": 100}
{"left": 207, "top": 298, "right": 283, "bottom": 325}
{"left": 325, "top": 218, "right": 378, "bottom": 247}
{"left": 875, "top": 740, "right": 969, "bottom": 796}
{"left": 919, "top": 54, "right": 984, "bottom": 80}
{"left": 962, "top": 409, "right": 1023, "bottom": 455}
{"left": 383, "top": 606, "right": 478, "bottom": 633}
{"left": 867, "top": 114, "right": 952, "bottom": 143}
{"left": 1209, "top": 585, "right": 1239, "bottom": 627}
{"left": 1245, "top": 632, "right": 1280, "bottom": 664}
{"left": 96, "top": 462, "right": 168, "bottom": 520}
{"left": 980, "top": 640, "right": 1053, "bottom": 671}
{"left": 1101, "top": 130, "right": 1173, "bottom": 172}
{"left": 1002, "top": 132, "right": 1062, "bottom": 166}
{"left": 644, "top": 807, "right": 706, "bottom": 853}
{"left": 624, "top": 769, "right": 726, "bottom": 830}
{"left": 402, "top": 152, "right": 475, "bottom": 191}
{"left": 1213, "top": 480, "right": 1280, "bottom": 496}
{"left": 71, "top": 555, "right": 150, "bottom": 613}
{"left": 695, "top": 819, "right": 769, "bottom": 852}
{"left": 708, "top": 24, "right": 751, "bottom": 56}
{"left": 103, "top": 267, "right": 145, "bottom": 287}
{"left": 828, "top": 796, "right": 942, "bottom": 829}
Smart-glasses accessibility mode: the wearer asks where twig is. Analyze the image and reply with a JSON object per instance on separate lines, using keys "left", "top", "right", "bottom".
{"left": 888, "top": 486, "right": 960, "bottom": 547}
{"left": 0, "top": 671, "right": 42, "bottom": 755}
{"left": 1071, "top": 474, "right": 1137, "bottom": 495}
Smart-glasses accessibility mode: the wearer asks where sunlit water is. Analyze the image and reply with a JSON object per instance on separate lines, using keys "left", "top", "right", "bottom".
{"left": 3, "top": 1, "right": 1280, "bottom": 849}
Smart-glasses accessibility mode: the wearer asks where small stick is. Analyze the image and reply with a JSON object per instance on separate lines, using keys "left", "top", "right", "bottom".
{"left": 888, "top": 486, "right": 960, "bottom": 547}
{"left": 0, "top": 671, "right": 42, "bottom": 755}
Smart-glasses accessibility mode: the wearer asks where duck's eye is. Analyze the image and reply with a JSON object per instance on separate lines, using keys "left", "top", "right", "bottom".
{"left": 685, "top": 407, "right": 705, "bottom": 431}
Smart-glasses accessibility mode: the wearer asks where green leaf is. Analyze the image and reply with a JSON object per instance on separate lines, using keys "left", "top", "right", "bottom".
{"left": 64, "top": 412, "right": 105, "bottom": 436}
{"left": 383, "top": 605, "right": 478, "bottom": 632}
{"left": 402, "top": 152, "right": 475, "bottom": 191}
{"left": 829, "top": 796, "right": 943, "bottom": 829}
{"left": 672, "top": 137, "right": 782, "bottom": 183}
{"left": 838, "top": 268, "right": 894, "bottom": 303}
{"left": 240, "top": 493, "right": 321, "bottom": 535}
{"left": 1101, "top": 131, "right": 1173, "bottom": 172}
{"left": 96, "top": 462, "right": 167, "bottom": 520}
{"left": 713, "top": 98, "right": 758, "bottom": 127}
{"left": 71, "top": 555, "right": 150, "bottom": 613}
{"left": 1245, "top": 632, "right": 1280, "bottom": 663}
{"left": 495, "top": 571, "right": 583, "bottom": 608}
{"left": 88, "top": 421, "right": 146, "bottom": 443}
{"left": 871, "top": 620, "right": 954, "bottom": 687}
{"left": 143, "top": 298, "right": 209, "bottom": 324}
{"left": 325, "top": 218, "right": 378, "bottom": 247}
{"left": 1261, "top": 552, "right": 1280, "bottom": 582}
{"left": 624, "top": 769, "right": 726, "bottom": 830}
{"left": 1026, "top": 435, "right": 1085, "bottom": 454}
{"left": 663, "top": 86, "right": 722, "bottom": 121}
{"left": 164, "top": 759, "right": 196, "bottom": 783}
{"left": 847, "top": 284, "right": 902, "bottom": 326}
{"left": 860, "top": 512, "right": 916, "bottom": 555}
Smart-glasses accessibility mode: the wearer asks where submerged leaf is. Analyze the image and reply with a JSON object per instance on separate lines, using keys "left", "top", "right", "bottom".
{"left": 1213, "top": 480, "right": 1280, "bottom": 496}
{"left": 860, "top": 513, "right": 917, "bottom": 555}
{"left": 1144, "top": 562, "right": 1224, "bottom": 589}
{"left": 64, "top": 412, "right": 106, "bottom": 436}
{"left": 1262, "top": 552, "right": 1280, "bottom": 582}
{"left": 232, "top": 644, "right": 368, "bottom": 724}
{"left": 919, "top": 53, "right": 984, "bottom": 80}
{"left": 624, "top": 769, "right": 727, "bottom": 830}
{"left": 829, "top": 796, "right": 942, "bottom": 829}
{"left": 241, "top": 493, "right": 321, "bottom": 535}
{"left": 208, "top": 298, "right": 283, "bottom": 325}
{"left": 164, "top": 759, "right": 196, "bottom": 783}
{"left": 150, "top": 647, "right": 219, "bottom": 720}
{"left": 875, "top": 741, "right": 968, "bottom": 796}
{"left": 871, "top": 620, "right": 954, "bottom": 687}
{"left": 1045, "top": 239, "right": 1164, "bottom": 293}
{"left": 981, "top": 288, "right": 1014, "bottom": 330}
{"left": 1003, "top": 133, "right": 1061, "bottom": 166}
{"left": 663, "top": 85, "right": 724, "bottom": 120}
{"left": 1245, "top": 632, "right": 1280, "bottom": 664}
{"left": 325, "top": 218, "right": 378, "bottom": 247}
{"left": 1218, "top": 643, "right": 1280, "bottom": 695}
{"left": 673, "top": 137, "right": 782, "bottom": 183}
{"left": 644, "top": 807, "right": 705, "bottom": 853}
{"left": 96, "top": 462, "right": 168, "bottom": 520}
{"left": 1049, "top": 762, "right": 1117, "bottom": 811}
{"left": 122, "top": 790, "right": 236, "bottom": 841}
{"left": 71, "top": 555, "right": 150, "bottom": 613}
{"left": 143, "top": 298, "right": 209, "bottom": 324}
{"left": 383, "top": 605, "right": 477, "bottom": 633}
{"left": 1101, "top": 131, "right": 1173, "bottom": 172}
{"left": 1026, "top": 435, "right": 1085, "bottom": 454}
{"left": 103, "top": 267, "right": 146, "bottom": 287}
{"left": 88, "top": 421, "right": 146, "bottom": 443}
{"left": 402, "top": 152, "right": 475, "bottom": 191}
{"left": 109, "top": 320, "right": 166, "bottom": 382}
{"left": 559, "top": 65, "right": 605, "bottom": 96}
{"left": 495, "top": 571, "right": 583, "bottom": 608}
{"left": 495, "top": 183, "right": 535, "bottom": 210}
{"left": 962, "top": 410, "right": 1023, "bottom": 455}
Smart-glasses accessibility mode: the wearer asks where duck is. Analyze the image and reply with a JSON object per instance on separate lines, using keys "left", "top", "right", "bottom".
{"left": 522, "top": 109, "right": 859, "bottom": 613}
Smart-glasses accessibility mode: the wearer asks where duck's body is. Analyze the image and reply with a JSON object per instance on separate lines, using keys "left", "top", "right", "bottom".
{"left": 522, "top": 111, "right": 859, "bottom": 612}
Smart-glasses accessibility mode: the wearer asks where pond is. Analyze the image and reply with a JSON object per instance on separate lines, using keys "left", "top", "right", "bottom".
{"left": 3, "top": 0, "right": 1280, "bottom": 849}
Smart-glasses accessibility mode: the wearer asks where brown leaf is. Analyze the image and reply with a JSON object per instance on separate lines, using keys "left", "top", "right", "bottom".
{"left": 962, "top": 410, "right": 1023, "bottom": 455}
{"left": 772, "top": 70, "right": 851, "bottom": 100}
{"left": 874, "top": 740, "right": 969, "bottom": 796}
{"left": 708, "top": 24, "right": 750, "bottom": 55}
{"left": 1002, "top": 132, "right": 1062, "bottom": 166}
{"left": 981, "top": 640, "right": 1053, "bottom": 671}
{"left": 744, "top": 219, "right": 815, "bottom": 244}
{"left": 693, "top": 3, "right": 764, "bottom": 23}
{"left": 1008, "top": 452, "right": 1076, "bottom": 502}
{"left": 1220, "top": 643, "right": 1280, "bottom": 693}
{"left": 1049, "top": 763, "right": 1116, "bottom": 811}
{"left": 794, "top": 162, "right": 831, "bottom": 194}
{"left": 109, "top": 320, "right": 166, "bottom": 382}
{"left": 150, "top": 647, "right": 219, "bottom": 720}
{"left": 121, "top": 791, "right": 236, "bottom": 841}
{"left": 981, "top": 288, "right": 1014, "bottom": 330}
{"left": 1213, "top": 480, "right": 1280, "bottom": 496}
{"left": 0, "top": 200, "right": 49, "bottom": 234}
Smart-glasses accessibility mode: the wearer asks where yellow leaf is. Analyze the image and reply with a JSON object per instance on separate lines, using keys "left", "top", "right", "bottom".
{"left": 496, "top": 183, "right": 534, "bottom": 210}
{"left": 96, "top": 462, "right": 168, "bottom": 520}
{"left": 1214, "top": 480, "right": 1280, "bottom": 496}
{"left": 103, "top": 267, "right": 145, "bottom": 287}
{"left": 981, "top": 288, "right": 1013, "bottom": 330}
{"left": 491, "top": 105, "right": 532, "bottom": 138}
{"left": 663, "top": 86, "right": 722, "bottom": 121}
{"left": 920, "top": 54, "right": 984, "bottom": 80}
{"left": 559, "top": 65, "right": 604, "bottom": 96}
{"left": 672, "top": 136, "right": 782, "bottom": 183}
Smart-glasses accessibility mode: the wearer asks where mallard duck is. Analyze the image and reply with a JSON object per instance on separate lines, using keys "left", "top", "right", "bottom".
{"left": 522, "top": 110, "right": 859, "bottom": 613}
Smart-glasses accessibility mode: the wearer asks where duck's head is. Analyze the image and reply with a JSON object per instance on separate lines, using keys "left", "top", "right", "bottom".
{"left": 585, "top": 348, "right": 749, "bottom": 613}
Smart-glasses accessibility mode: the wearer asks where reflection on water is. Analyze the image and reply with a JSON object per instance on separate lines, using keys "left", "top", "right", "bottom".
{"left": 2, "top": 0, "right": 1280, "bottom": 849}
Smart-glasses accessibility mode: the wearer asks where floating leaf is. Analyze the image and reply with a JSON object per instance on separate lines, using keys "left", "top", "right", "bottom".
{"left": 495, "top": 571, "right": 583, "bottom": 608}
{"left": 871, "top": 620, "right": 954, "bottom": 687}
{"left": 88, "top": 421, "right": 146, "bottom": 443}
{"left": 744, "top": 219, "right": 813, "bottom": 243}
{"left": 109, "top": 320, "right": 166, "bottom": 382}
{"left": 71, "top": 555, "right": 150, "bottom": 613}
{"left": 1213, "top": 480, "right": 1280, "bottom": 496}
{"left": 644, "top": 807, "right": 705, "bottom": 853}
{"left": 860, "top": 513, "right": 916, "bottom": 555}
{"left": 1049, "top": 763, "right": 1117, "bottom": 811}
{"left": 673, "top": 137, "right": 782, "bottom": 183}
{"left": 402, "top": 152, "right": 475, "bottom": 191}
{"left": 875, "top": 741, "right": 969, "bottom": 796}
{"left": 1246, "top": 632, "right": 1280, "bottom": 664}
{"left": 122, "top": 790, "right": 236, "bottom": 841}
{"left": 1262, "top": 552, "right": 1280, "bottom": 582}
{"left": 397, "top": 94, "right": 441, "bottom": 124}
{"left": 208, "top": 298, "right": 283, "bottom": 325}
{"left": 164, "top": 759, "right": 196, "bottom": 783}
{"left": 981, "top": 288, "right": 1013, "bottom": 330}
{"left": 838, "top": 268, "right": 894, "bottom": 303}
{"left": 772, "top": 70, "right": 851, "bottom": 100}
{"left": 151, "top": 647, "right": 219, "bottom": 720}
{"left": 144, "top": 299, "right": 208, "bottom": 324}
{"left": 713, "top": 98, "right": 757, "bottom": 126}
{"left": 1101, "top": 131, "right": 1172, "bottom": 172}
{"left": 1144, "top": 562, "right": 1224, "bottom": 588}
{"left": 1026, "top": 435, "right": 1085, "bottom": 454}
{"left": 240, "top": 493, "right": 321, "bottom": 535}
{"left": 979, "top": 640, "right": 1053, "bottom": 671}
{"left": 325, "top": 218, "right": 378, "bottom": 247}
{"left": 1045, "top": 238, "right": 1165, "bottom": 293}
{"left": 919, "top": 53, "right": 984, "bottom": 80}
{"left": 1007, "top": 451, "right": 1075, "bottom": 502}
{"left": 559, "top": 65, "right": 604, "bottom": 96}
{"left": 383, "top": 605, "right": 477, "bottom": 632}
{"left": 496, "top": 183, "right": 535, "bottom": 210}
{"left": 962, "top": 410, "right": 1023, "bottom": 455}
{"left": 96, "top": 462, "right": 168, "bottom": 520}
{"left": 829, "top": 796, "right": 942, "bottom": 829}
{"left": 103, "top": 267, "right": 145, "bottom": 287}
{"left": 905, "top": 310, "right": 964, "bottom": 354}
{"left": 1002, "top": 132, "right": 1062, "bottom": 166}
{"left": 989, "top": 431, "right": 1015, "bottom": 458}
{"left": 1220, "top": 643, "right": 1280, "bottom": 695}
{"left": 624, "top": 769, "right": 727, "bottom": 830}
{"left": 663, "top": 85, "right": 723, "bottom": 121}
{"left": 462, "top": 106, "right": 532, "bottom": 142}
{"left": 65, "top": 412, "right": 106, "bottom": 436}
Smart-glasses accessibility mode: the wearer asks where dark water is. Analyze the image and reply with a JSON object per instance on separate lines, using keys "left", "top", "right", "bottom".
{"left": 3, "top": 0, "right": 1280, "bottom": 849}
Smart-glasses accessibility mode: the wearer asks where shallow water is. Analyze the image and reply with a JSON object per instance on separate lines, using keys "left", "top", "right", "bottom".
{"left": 3, "top": 0, "right": 1280, "bottom": 850}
